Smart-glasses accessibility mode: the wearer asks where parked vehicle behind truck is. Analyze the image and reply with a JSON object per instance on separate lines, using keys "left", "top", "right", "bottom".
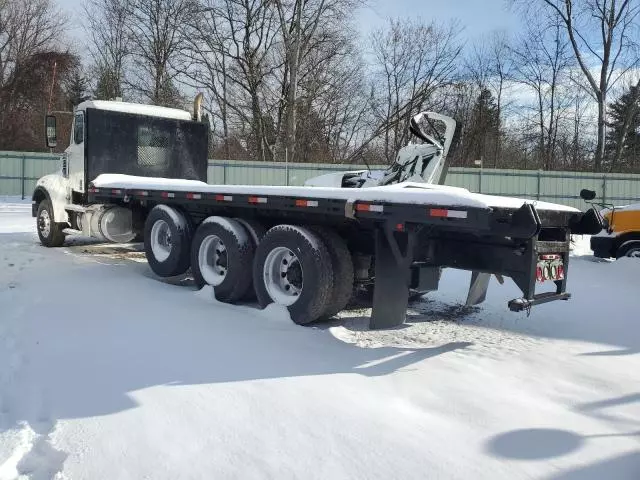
{"left": 32, "top": 96, "right": 605, "bottom": 328}
{"left": 590, "top": 202, "right": 640, "bottom": 259}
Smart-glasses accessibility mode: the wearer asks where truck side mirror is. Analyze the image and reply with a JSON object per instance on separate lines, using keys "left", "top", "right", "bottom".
{"left": 579, "top": 189, "right": 596, "bottom": 201}
{"left": 45, "top": 115, "right": 57, "bottom": 148}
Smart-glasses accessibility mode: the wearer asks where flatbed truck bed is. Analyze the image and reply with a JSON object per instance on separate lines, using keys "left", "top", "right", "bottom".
{"left": 75, "top": 173, "right": 603, "bottom": 327}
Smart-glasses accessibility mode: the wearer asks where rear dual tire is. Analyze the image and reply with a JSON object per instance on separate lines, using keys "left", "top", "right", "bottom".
{"left": 253, "top": 225, "right": 335, "bottom": 325}
{"left": 145, "top": 209, "right": 355, "bottom": 324}
{"left": 191, "top": 217, "right": 255, "bottom": 302}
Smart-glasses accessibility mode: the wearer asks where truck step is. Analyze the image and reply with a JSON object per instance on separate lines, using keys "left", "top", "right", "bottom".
{"left": 508, "top": 292, "right": 571, "bottom": 312}
{"left": 65, "top": 204, "right": 87, "bottom": 213}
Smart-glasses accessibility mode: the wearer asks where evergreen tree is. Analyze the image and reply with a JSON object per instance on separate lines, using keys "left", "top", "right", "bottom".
{"left": 464, "top": 88, "right": 500, "bottom": 166}
{"left": 66, "top": 69, "right": 89, "bottom": 109}
{"left": 94, "top": 67, "right": 122, "bottom": 101}
{"left": 155, "top": 77, "right": 184, "bottom": 109}
{"left": 606, "top": 84, "right": 640, "bottom": 171}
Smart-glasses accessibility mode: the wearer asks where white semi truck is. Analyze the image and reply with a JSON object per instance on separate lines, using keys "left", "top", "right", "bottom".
{"left": 32, "top": 96, "right": 605, "bottom": 328}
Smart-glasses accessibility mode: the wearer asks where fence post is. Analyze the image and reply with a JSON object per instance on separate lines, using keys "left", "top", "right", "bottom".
{"left": 222, "top": 162, "right": 227, "bottom": 184}
{"left": 602, "top": 175, "right": 607, "bottom": 205}
{"left": 21, "top": 154, "right": 26, "bottom": 200}
{"left": 478, "top": 168, "right": 482, "bottom": 193}
{"left": 537, "top": 170, "right": 541, "bottom": 200}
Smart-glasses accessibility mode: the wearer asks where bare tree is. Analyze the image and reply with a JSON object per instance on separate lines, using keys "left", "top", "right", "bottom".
{"left": 84, "top": 0, "right": 132, "bottom": 100}
{"left": 366, "top": 18, "right": 462, "bottom": 163}
{"left": 518, "top": 0, "right": 640, "bottom": 170}
{"left": 0, "top": 0, "right": 68, "bottom": 149}
{"left": 511, "top": 16, "right": 573, "bottom": 169}
{"left": 0, "top": 0, "right": 67, "bottom": 99}
{"left": 271, "top": 0, "right": 361, "bottom": 163}
{"left": 127, "top": 0, "right": 196, "bottom": 106}
{"left": 185, "top": 0, "right": 280, "bottom": 161}
{"left": 294, "top": 28, "right": 369, "bottom": 162}
{"left": 465, "top": 31, "right": 514, "bottom": 167}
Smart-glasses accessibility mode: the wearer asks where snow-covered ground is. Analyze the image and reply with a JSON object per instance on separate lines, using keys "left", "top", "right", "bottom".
{"left": 1, "top": 200, "right": 639, "bottom": 480}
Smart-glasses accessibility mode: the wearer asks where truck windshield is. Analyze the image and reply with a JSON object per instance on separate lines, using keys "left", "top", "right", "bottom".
{"left": 85, "top": 108, "right": 208, "bottom": 184}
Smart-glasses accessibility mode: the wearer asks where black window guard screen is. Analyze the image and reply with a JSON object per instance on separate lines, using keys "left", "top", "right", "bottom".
{"left": 85, "top": 108, "right": 208, "bottom": 185}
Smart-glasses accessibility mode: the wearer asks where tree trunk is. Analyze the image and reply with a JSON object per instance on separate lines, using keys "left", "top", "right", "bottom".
{"left": 594, "top": 94, "right": 606, "bottom": 171}
{"left": 283, "top": 1, "right": 302, "bottom": 165}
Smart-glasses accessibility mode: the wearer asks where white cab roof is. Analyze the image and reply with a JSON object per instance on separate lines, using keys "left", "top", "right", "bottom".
{"left": 76, "top": 100, "right": 192, "bottom": 121}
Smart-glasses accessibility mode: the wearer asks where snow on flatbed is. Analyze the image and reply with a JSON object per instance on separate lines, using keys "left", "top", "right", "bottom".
{"left": 1, "top": 203, "right": 639, "bottom": 479}
{"left": 91, "top": 174, "right": 580, "bottom": 212}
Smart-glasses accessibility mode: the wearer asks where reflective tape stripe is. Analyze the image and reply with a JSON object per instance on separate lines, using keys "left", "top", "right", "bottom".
{"left": 356, "top": 203, "right": 384, "bottom": 213}
{"left": 161, "top": 192, "right": 175, "bottom": 198}
{"left": 112, "top": 189, "right": 122, "bottom": 194}
{"left": 215, "top": 195, "right": 233, "bottom": 201}
{"left": 295, "top": 199, "right": 319, "bottom": 207}
{"left": 447, "top": 210, "right": 468, "bottom": 219}
{"left": 186, "top": 193, "right": 202, "bottom": 200}
{"left": 248, "top": 196, "right": 267, "bottom": 204}
{"left": 430, "top": 208, "right": 467, "bottom": 219}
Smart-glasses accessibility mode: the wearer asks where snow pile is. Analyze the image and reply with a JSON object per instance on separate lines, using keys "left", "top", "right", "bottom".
{"left": 79, "top": 100, "right": 192, "bottom": 121}
{"left": 194, "top": 285, "right": 292, "bottom": 325}
{"left": 1, "top": 203, "right": 639, "bottom": 480}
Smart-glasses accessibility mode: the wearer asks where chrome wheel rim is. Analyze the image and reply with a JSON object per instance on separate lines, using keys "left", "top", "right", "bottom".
{"left": 263, "top": 247, "right": 303, "bottom": 306}
{"left": 198, "top": 234, "right": 228, "bottom": 286}
{"left": 150, "top": 220, "right": 172, "bottom": 262}
{"left": 39, "top": 209, "right": 51, "bottom": 237}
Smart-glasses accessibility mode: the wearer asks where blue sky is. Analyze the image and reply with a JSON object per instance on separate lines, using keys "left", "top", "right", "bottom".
{"left": 60, "top": 0, "right": 519, "bottom": 48}
{"left": 360, "top": 0, "right": 519, "bottom": 39}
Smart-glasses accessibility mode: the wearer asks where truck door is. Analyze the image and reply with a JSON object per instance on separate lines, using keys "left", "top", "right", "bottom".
{"left": 67, "top": 111, "right": 86, "bottom": 192}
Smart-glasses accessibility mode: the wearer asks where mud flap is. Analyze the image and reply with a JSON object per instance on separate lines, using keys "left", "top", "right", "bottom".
{"left": 370, "top": 225, "right": 415, "bottom": 330}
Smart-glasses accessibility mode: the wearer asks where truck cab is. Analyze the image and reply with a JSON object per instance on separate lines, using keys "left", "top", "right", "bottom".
{"left": 33, "top": 98, "right": 208, "bottom": 246}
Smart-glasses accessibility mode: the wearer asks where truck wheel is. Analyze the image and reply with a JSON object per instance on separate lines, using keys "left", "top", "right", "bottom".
{"left": 191, "top": 217, "right": 254, "bottom": 302}
{"left": 310, "top": 227, "right": 354, "bottom": 319}
{"left": 144, "top": 205, "right": 193, "bottom": 277}
{"left": 253, "top": 225, "right": 333, "bottom": 325}
{"left": 617, "top": 241, "right": 640, "bottom": 259}
{"left": 36, "top": 199, "right": 65, "bottom": 247}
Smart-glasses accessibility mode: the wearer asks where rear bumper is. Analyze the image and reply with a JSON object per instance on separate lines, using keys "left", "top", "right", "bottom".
{"left": 590, "top": 235, "right": 615, "bottom": 258}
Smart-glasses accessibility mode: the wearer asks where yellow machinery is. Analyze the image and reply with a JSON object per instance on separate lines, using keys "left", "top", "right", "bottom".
{"left": 590, "top": 202, "right": 640, "bottom": 259}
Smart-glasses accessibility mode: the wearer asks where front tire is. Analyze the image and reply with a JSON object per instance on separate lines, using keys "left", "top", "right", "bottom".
{"left": 617, "top": 240, "right": 640, "bottom": 259}
{"left": 36, "top": 200, "right": 65, "bottom": 247}
{"left": 144, "top": 205, "right": 193, "bottom": 277}
{"left": 253, "top": 225, "right": 333, "bottom": 325}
